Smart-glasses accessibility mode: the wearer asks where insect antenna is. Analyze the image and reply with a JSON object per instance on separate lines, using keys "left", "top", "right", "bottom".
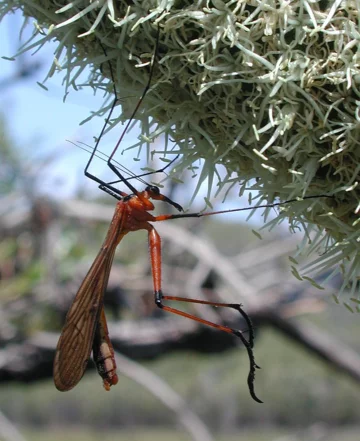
{"left": 76, "top": 140, "right": 179, "bottom": 187}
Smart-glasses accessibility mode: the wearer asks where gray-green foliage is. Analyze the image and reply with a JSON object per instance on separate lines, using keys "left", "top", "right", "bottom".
{"left": 1, "top": 1, "right": 359, "bottom": 295}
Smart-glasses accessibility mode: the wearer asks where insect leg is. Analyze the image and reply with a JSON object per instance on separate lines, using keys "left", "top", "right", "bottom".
{"left": 146, "top": 226, "right": 262, "bottom": 404}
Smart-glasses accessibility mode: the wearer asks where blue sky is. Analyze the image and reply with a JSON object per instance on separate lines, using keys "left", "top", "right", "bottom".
{"left": 1, "top": 10, "right": 138, "bottom": 199}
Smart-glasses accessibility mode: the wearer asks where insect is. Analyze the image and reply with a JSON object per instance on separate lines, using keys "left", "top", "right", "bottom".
{"left": 53, "top": 26, "right": 330, "bottom": 403}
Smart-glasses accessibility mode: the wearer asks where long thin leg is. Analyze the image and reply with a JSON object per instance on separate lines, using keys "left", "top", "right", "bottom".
{"left": 98, "top": 185, "right": 128, "bottom": 201}
{"left": 106, "top": 26, "right": 162, "bottom": 196}
{"left": 151, "top": 195, "right": 333, "bottom": 222}
{"left": 158, "top": 296, "right": 257, "bottom": 349}
{"left": 147, "top": 226, "right": 263, "bottom": 404}
{"left": 86, "top": 26, "right": 177, "bottom": 201}
{"left": 83, "top": 87, "right": 123, "bottom": 195}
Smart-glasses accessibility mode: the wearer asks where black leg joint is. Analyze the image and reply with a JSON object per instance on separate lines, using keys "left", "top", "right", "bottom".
{"left": 229, "top": 303, "right": 255, "bottom": 349}
{"left": 155, "top": 290, "right": 163, "bottom": 308}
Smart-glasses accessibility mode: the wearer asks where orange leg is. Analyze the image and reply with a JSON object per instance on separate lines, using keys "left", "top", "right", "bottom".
{"left": 147, "top": 226, "right": 262, "bottom": 404}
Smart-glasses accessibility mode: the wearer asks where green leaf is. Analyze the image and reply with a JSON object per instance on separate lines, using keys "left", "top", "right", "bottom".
{"left": 343, "top": 302, "right": 354, "bottom": 313}
{"left": 288, "top": 256, "right": 298, "bottom": 264}
{"left": 302, "top": 276, "right": 324, "bottom": 290}
{"left": 252, "top": 230, "right": 262, "bottom": 240}
{"left": 332, "top": 294, "right": 340, "bottom": 304}
{"left": 291, "top": 266, "right": 303, "bottom": 281}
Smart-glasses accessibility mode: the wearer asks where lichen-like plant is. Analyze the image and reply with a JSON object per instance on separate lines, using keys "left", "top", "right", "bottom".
{"left": 1, "top": 0, "right": 359, "bottom": 301}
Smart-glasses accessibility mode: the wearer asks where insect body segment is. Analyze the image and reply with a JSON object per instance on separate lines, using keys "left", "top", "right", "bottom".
{"left": 92, "top": 308, "right": 119, "bottom": 391}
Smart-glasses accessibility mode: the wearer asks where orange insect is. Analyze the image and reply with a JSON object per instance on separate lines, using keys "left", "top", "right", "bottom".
{"left": 53, "top": 27, "right": 330, "bottom": 403}
{"left": 53, "top": 171, "right": 266, "bottom": 401}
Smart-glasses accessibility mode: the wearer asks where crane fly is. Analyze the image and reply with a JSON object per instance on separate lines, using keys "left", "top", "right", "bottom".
{"left": 53, "top": 26, "right": 331, "bottom": 403}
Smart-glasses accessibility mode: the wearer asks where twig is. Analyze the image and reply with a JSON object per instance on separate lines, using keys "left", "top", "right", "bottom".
{"left": 0, "top": 409, "right": 27, "bottom": 441}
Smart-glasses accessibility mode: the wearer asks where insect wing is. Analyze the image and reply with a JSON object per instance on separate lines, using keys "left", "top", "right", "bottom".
{"left": 54, "top": 203, "right": 126, "bottom": 391}
{"left": 54, "top": 245, "right": 117, "bottom": 391}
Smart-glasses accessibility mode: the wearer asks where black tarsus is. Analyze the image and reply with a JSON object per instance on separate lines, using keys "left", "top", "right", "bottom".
{"left": 229, "top": 303, "right": 256, "bottom": 349}
{"left": 231, "top": 305, "right": 262, "bottom": 403}
{"left": 155, "top": 292, "right": 262, "bottom": 403}
{"left": 234, "top": 329, "right": 263, "bottom": 403}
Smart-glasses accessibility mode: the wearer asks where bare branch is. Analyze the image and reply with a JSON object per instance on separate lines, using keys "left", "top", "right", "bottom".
{"left": 0, "top": 410, "right": 28, "bottom": 441}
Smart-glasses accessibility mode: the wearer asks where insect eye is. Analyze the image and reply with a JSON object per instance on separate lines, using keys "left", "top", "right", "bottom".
{"left": 146, "top": 185, "right": 160, "bottom": 195}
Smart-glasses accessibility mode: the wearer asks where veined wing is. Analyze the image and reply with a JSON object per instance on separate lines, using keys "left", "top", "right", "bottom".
{"left": 54, "top": 205, "right": 126, "bottom": 391}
